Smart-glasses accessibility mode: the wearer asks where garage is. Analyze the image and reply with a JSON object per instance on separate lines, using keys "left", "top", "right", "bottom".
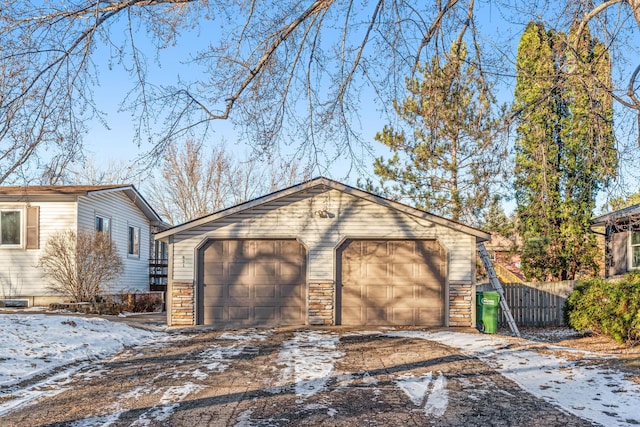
{"left": 158, "top": 177, "right": 489, "bottom": 328}
{"left": 338, "top": 239, "right": 445, "bottom": 326}
{"left": 197, "top": 239, "right": 306, "bottom": 327}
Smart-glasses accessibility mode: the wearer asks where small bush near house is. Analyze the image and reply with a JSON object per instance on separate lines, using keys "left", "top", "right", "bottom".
{"left": 117, "top": 291, "right": 164, "bottom": 313}
{"left": 564, "top": 272, "right": 640, "bottom": 344}
{"left": 40, "top": 230, "right": 123, "bottom": 303}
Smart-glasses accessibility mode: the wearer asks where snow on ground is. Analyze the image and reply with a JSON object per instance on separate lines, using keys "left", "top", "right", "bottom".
{"left": 2, "top": 314, "right": 640, "bottom": 426}
{"left": 387, "top": 330, "right": 640, "bottom": 427}
{"left": 273, "top": 330, "right": 344, "bottom": 400}
{"left": 0, "top": 314, "right": 159, "bottom": 387}
{"left": 0, "top": 313, "right": 160, "bottom": 415}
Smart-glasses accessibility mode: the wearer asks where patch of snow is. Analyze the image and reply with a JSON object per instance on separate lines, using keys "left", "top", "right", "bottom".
{"left": 130, "top": 382, "right": 205, "bottom": 426}
{"left": 0, "top": 362, "right": 87, "bottom": 416}
{"left": 424, "top": 372, "right": 448, "bottom": 417}
{"left": 395, "top": 372, "right": 433, "bottom": 406}
{"left": 234, "top": 409, "right": 288, "bottom": 427}
{"left": 219, "top": 329, "right": 270, "bottom": 341}
{"left": 387, "top": 330, "right": 640, "bottom": 427}
{"left": 0, "top": 314, "right": 161, "bottom": 415}
{"left": 0, "top": 314, "right": 159, "bottom": 388}
{"left": 360, "top": 371, "right": 378, "bottom": 385}
{"left": 521, "top": 327, "right": 586, "bottom": 342}
{"left": 275, "top": 330, "right": 344, "bottom": 399}
{"left": 200, "top": 344, "right": 245, "bottom": 372}
{"left": 394, "top": 371, "right": 448, "bottom": 417}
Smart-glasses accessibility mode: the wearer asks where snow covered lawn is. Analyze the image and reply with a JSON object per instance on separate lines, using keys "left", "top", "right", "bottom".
{"left": 1, "top": 313, "right": 640, "bottom": 426}
{"left": 386, "top": 330, "right": 640, "bottom": 426}
{"left": 0, "top": 313, "right": 160, "bottom": 414}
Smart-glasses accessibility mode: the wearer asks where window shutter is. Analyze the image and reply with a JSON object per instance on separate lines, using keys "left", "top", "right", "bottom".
{"left": 26, "top": 206, "right": 39, "bottom": 249}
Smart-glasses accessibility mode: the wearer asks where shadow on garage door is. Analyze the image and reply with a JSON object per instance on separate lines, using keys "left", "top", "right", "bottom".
{"left": 336, "top": 239, "right": 445, "bottom": 326}
{"left": 197, "top": 239, "right": 307, "bottom": 327}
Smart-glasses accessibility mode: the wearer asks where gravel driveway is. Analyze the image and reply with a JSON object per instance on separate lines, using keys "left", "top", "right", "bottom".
{"left": 1, "top": 327, "right": 596, "bottom": 427}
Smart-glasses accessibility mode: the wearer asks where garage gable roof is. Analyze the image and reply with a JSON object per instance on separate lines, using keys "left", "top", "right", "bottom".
{"left": 155, "top": 177, "right": 491, "bottom": 242}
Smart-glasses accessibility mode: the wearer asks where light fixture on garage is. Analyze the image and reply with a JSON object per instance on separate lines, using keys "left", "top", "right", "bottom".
{"left": 315, "top": 209, "right": 334, "bottom": 218}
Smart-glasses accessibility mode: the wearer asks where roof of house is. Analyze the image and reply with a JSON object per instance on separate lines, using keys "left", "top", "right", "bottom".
{"left": 591, "top": 203, "right": 640, "bottom": 226}
{"left": 155, "top": 176, "right": 491, "bottom": 242}
{"left": 0, "top": 184, "right": 164, "bottom": 225}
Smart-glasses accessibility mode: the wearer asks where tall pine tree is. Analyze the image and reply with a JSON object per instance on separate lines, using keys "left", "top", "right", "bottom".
{"left": 372, "top": 42, "right": 507, "bottom": 224}
{"left": 515, "top": 21, "right": 617, "bottom": 281}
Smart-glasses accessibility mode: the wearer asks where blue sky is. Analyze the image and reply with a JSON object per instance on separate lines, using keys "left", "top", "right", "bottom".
{"left": 79, "top": 3, "right": 640, "bottom": 212}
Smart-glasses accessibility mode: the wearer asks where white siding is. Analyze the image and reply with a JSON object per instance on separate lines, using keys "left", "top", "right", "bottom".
{"left": 78, "top": 191, "right": 151, "bottom": 293}
{"left": 0, "top": 201, "right": 76, "bottom": 297}
{"left": 170, "top": 188, "right": 476, "bottom": 284}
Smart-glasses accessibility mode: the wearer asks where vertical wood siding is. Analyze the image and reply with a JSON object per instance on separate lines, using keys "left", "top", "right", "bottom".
{"left": 0, "top": 201, "right": 76, "bottom": 297}
{"left": 169, "top": 188, "right": 476, "bottom": 284}
{"left": 478, "top": 281, "right": 577, "bottom": 327}
{"left": 78, "top": 192, "right": 151, "bottom": 293}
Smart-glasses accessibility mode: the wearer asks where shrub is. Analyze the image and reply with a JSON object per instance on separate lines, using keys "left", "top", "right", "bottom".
{"left": 40, "top": 230, "right": 123, "bottom": 303}
{"left": 564, "top": 272, "right": 640, "bottom": 344}
{"left": 117, "top": 291, "right": 163, "bottom": 313}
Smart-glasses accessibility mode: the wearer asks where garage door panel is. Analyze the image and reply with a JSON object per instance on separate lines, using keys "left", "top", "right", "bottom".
{"left": 255, "top": 284, "right": 276, "bottom": 298}
{"left": 366, "top": 307, "right": 388, "bottom": 324}
{"left": 279, "top": 284, "right": 303, "bottom": 299}
{"left": 229, "top": 306, "right": 251, "bottom": 320}
{"left": 343, "top": 305, "right": 363, "bottom": 324}
{"left": 228, "top": 284, "right": 251, "bottom": 298}
{"left": 391, "top": 308, "right": 413, "bottom": 324}
{"left": 255, "top": 240, "right": 277, "bottom": 255}
{"left": 365, "top": 263, "right": 388, "bottom": 277}
{"left": 392, "top": 285, "right": 415, "bottom": 299}
{"left": 390, "top": 241, "right": 415, "bottom": 257}
{"left": 417, "top": 308, "right": 443, "bottom": 326}
{"left": 280, "top": 263, "right": 303, "bottom": 283}
{"left": 392, "top": 263, "right": 414, "bottom": 277}
{"left": 229, "top": 262, "right": 252, "bottom": 278}
{"left": 203, "top": 306, "right": 225, "bottom": 323}
{"left": 281, "top": 306, "right": 304, "bottom": 323}
{"left": 204, "top": 284, "right": 224, "bottom": 298}
{"left": 340, "top": 239, "right": 445, "bottom": 326}
{"left": 254, "top": 307, "right": 276, "bottom": 320}
{"left": 203, "top": 262, "right": 224, "bottom": 282}
{"left": 366, "top": 285, "right": 388, "bottom": 299}
{"left": 364, "top": 241, "right": 388, "bottom": 256}
{"left": 255, "top": 262, "right": 277, "bottom": 277}
{"left": 200, "top": 239, "right": 306, "bottom": 327}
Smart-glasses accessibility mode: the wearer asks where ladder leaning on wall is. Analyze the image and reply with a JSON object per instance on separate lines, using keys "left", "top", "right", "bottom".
{"left": 477, "top": 242, "right": 521, "bottom": 337}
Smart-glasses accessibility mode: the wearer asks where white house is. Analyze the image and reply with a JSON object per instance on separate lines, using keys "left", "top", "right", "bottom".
{"left": 0, "top": 185, "right": 165, "bottom": 306}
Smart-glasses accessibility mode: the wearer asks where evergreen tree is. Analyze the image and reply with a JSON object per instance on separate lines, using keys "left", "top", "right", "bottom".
{"left": 372, "top": 42, "right": 507, "bottom": 224}
{"left": 514, "top": 22, "right": 617, "bottom": 281}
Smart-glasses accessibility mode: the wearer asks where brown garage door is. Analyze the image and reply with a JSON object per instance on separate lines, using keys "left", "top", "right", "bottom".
{"left": 338, "top": 239, "right": 445, "bottom": 326}
{"left": 198, "top": 239, "right": 306, "bottom": 327}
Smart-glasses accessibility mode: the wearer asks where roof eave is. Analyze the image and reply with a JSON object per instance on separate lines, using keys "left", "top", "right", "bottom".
{"left": 155, "top": 177, "right": 491, "bottom": 242}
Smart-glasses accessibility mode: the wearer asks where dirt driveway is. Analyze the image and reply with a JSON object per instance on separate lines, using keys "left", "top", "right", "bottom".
{"left": 1, "top": 327, "right": 597, "bottom": 427}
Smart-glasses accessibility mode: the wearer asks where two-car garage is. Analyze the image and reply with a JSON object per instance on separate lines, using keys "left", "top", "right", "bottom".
{"left": 159, "top": 177, "right": 487, "bottom": 328}
{"left": 196, "top": 238, "right": 446, "bottom": 328}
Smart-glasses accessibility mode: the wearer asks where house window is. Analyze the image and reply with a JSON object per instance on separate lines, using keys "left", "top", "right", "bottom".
{"left": 0, "top": 210, "right": 22, "bottom": 246}
{"left": 632, "top": 231, "right": 640, "bottom": 269}
{"left": 95, "top": 216, "right": 111, "bottom": 236}
{"left": 128, "top": 226, "right": 140, "bottom": 257}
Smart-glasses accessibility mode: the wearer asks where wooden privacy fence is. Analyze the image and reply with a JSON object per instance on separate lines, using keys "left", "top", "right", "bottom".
{"left": 478, "top": 281, "right": 577, "bottom": 327}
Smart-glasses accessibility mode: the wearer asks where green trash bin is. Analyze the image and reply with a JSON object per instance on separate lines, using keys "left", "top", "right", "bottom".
{"left": 476, "top": 291, "right": 500, "bottom": 334}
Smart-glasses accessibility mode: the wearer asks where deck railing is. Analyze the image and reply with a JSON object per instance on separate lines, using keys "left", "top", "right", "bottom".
{"left": 149, "top": 258, "right": 168, "bottom": 290}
